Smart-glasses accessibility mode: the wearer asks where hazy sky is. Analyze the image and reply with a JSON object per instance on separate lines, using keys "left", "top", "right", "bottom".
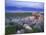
{"left": 5, "top": 0, "right": 44, "bottom": 13}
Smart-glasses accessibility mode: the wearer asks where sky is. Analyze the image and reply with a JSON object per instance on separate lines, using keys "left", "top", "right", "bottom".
{"left": 5, "top": 0, "right": 44, "bottom": 13}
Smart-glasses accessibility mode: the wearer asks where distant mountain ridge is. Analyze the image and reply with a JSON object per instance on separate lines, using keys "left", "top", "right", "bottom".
{"left": 5, "top": 6, "right": 44, "bottom": 12}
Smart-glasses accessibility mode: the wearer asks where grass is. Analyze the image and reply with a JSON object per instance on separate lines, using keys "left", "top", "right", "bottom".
{"left": 5, "top": 24, "right": 24, "bottom": 35}
{"left": 5, "top": 26, "right": 16, "bottom": 35}
{"left": 5, "top": 26, "right": 41, "bottom": 35}
{"left": 5, "top": 13, "right": 32, "bottom": 17}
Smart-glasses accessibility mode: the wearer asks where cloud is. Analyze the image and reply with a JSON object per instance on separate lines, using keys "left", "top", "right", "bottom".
{"left": 6, "top": 0, "right": 44, "bottom": 9}
{"left": 5, "top": 0, "right": 44, "bottom": 13}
